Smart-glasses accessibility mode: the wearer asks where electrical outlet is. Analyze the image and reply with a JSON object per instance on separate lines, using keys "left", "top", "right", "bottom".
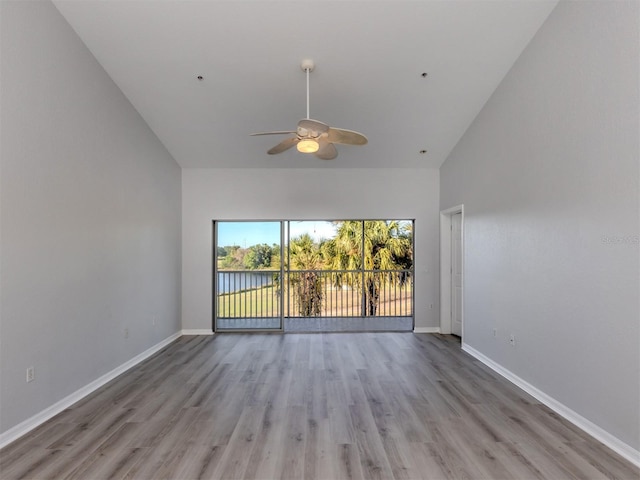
{"left": 493, "top": 328, "right": 498, "bottom": 338}
{"left": 429, "top": 304, "right": 433, "bottom": 309}
{"left": 26, "top": 366, "right": 35, "bottom": 383}
{"left": 509, "top": 334, "right": 516, "bottom": 346}
{"left": 124, "top": 328, "right": 129, "bottom": 339}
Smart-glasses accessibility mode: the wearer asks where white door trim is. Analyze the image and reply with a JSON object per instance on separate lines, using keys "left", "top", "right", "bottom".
{"left": 440, "top": 205, "right": 464, "bottom": 336}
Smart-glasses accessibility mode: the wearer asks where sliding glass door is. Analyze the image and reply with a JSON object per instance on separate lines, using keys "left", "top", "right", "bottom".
{"left": 214, "top": 220, "right": 414, "bottom": 332}
{"left": 214, "top": 221, "right": 282, "bottom": 331}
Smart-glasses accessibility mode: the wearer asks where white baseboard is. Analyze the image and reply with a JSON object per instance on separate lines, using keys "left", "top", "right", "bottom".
{"left": 462, "top": 343, "right": 640, "bottom": 468}
{"left": 413, "top": 327, "right": 441, "bottom": 334}
{"left": 182, "top": 329, "right": 214, "bottom": 335}
{"left": 0, "top": 331, "right": 182, "bottom": 450}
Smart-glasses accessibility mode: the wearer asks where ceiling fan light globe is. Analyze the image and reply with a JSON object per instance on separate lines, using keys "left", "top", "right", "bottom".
{"left": 297, "top": 139, "right": 320, "bottom": 153}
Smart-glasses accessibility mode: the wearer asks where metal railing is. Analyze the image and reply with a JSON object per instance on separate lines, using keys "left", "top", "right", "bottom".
{"left": 216, "top": 269, "right": 413, "bottom": 319}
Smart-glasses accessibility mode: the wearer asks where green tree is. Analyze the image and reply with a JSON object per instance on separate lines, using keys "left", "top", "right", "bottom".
{"left": 269, "top": 243, "right": 281, "bottom": 269}
{"left": 322, "top": 221, "right": 412, "bottom": 316}
{"left": 288, "top": 234, "right": 324, "bottom": 316}
{"left": 243, "top": 243, "right": 273, "bottom": 270}
{"left": 219, "top": 245, "right": 244, "bottom": 269}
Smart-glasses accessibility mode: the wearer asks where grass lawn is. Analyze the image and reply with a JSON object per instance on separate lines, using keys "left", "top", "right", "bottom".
{"left": 217, "top": 282, "right": 412, "bottom": 318}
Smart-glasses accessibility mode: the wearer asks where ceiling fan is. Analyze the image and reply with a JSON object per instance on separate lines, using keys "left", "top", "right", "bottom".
{"left": 251, "top": 59, "right": 367, "bottom": 160}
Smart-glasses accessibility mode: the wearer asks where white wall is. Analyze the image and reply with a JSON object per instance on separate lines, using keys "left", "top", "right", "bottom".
{"left": 0, "top": 1, "right": 182, "bottom": 434}
{"left": 182, "top": 168, "right": 439, "bottom": 331}
{"left": 440, "top": 1, "right": 639, "bottom": 453}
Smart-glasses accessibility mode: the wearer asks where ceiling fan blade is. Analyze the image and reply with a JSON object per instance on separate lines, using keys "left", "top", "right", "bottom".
{"left": 251, "top": 131, "right": 297, "bottom": 136}
{"left": 326, "top": 127, "right": 368, "bottom": 146}
{"left": 298, "top": 119, "right": 330, "bottom": 135}
{"left": 314, "top": 140, "right": 338, "bottom": 160}
{"left": 267, "top": 137, "right": 299, "bottom": 155}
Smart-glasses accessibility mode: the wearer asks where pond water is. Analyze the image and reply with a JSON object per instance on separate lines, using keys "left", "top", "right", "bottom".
{"left": 217, "top": 271, "right": 275, "bottom": 294}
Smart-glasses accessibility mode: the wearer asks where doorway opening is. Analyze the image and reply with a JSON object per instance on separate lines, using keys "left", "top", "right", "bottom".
{"left": 440, "top": 206, "right": 464, "bottom": 338}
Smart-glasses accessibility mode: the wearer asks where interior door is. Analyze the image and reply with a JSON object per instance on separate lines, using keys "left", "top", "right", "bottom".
{"left": 451, "top": 213, "right": 463, "bottom": 336}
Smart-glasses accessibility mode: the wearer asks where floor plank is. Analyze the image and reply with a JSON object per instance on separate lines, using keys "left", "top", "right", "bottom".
{"left": 1, "top": 333, "right": 638, "bottom": 480}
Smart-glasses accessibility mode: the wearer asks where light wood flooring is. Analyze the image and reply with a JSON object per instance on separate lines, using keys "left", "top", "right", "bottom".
{"left": 1, "top": 333, "right": 638, "bottom": 479}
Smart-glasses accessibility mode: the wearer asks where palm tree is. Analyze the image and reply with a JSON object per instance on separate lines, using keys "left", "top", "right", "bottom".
{"left": 287, "top": 233, "right": 324, "bottom": 316}
{"left": 322, "top": 221, "right": 412, "bottom": 316}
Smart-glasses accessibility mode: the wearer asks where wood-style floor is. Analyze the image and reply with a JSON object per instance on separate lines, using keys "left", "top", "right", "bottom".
{"left": 1, "top": 333, "right": 638, "bottom": 480}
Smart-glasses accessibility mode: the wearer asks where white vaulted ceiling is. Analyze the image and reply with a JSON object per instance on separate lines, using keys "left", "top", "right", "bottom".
{"left": 52, "top": 0, "right": 558, "bottom": 169}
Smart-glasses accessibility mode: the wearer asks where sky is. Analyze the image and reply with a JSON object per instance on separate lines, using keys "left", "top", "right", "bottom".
{"left": 217, "top": 221, "right": 337, "bottom": 247}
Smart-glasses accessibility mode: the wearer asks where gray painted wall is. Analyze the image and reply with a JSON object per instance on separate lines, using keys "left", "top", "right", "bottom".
{"left": 440, "top": 1, "right": 639, "bottom": 451}
{"left": 182, "top": 168, "right": 440, "bottom": 332}
{"left": 0, "top": 1, "right": 182, "bottom": 433}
